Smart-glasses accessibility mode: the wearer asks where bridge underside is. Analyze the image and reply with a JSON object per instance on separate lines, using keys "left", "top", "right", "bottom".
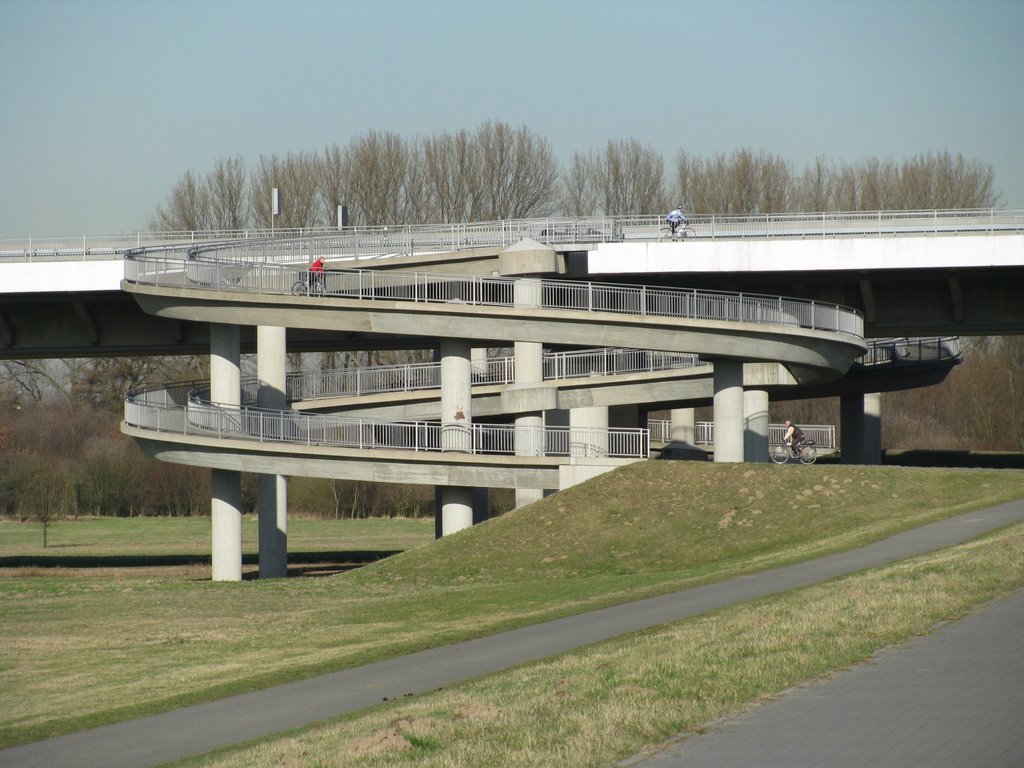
{"left": 575, "top": 264, "right": 1024, "bottom": 338}
{"left": 0, "top": 291, "right": 436, "bottom": 359}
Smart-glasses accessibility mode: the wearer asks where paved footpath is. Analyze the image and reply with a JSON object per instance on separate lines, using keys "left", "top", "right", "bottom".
{"left": 3, "top": 499, "right": 1024, "bottom": 768}
{"left": 619, "top": 587, "right": 1024, "bottom": 768}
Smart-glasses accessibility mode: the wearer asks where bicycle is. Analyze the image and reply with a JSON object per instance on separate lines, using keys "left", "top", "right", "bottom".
{"left": 769, "top": 439, "right": 817, "bottom": 465}
{"left": 291, "top": 272, "right": 326, "bottom": 296}
{"left": 660, "top": 221, "right": 696, "bottom": 240}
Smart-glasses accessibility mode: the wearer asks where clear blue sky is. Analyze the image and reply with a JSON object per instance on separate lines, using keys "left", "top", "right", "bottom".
{"left": 2, "top": 0, "right": 1021, "bottom": 236}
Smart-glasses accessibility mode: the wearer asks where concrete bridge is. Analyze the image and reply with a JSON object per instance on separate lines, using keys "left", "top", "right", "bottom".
{"left": 2, "top": 209, "right": 1019, "bottom": 579}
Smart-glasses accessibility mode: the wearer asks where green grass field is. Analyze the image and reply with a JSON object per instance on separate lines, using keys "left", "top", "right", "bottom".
{"left": 2, "top": 461, "right": 1023, "bottom": 765}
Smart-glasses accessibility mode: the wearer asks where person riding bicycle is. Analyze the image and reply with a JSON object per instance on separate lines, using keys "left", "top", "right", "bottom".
{"left": 666, "top": 204, "right": 687, "bottom": 236}
{"left": 308, "top": 256, "right": 325, "bottom": 289}
{"left": 783, "top": 419, "right": 806, "bottom": 456}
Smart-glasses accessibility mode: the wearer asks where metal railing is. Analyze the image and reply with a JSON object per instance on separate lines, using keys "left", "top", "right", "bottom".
{"left": 648, "top": 420, "right": 837, "bottom": 450}
{"left": 125, "top": 384, "right": 649, "bottom": 459}
{"left": 5, "top": 208, "right": 1021, "bottom": 262}
{"left": 859, "top": 336, "right": 962, "bottom": 366}
{"left": 276, "top": 348, "right": 702, "bottom": 403}
{"left": 124, "top": 255, "right": 865, "bottom": 338}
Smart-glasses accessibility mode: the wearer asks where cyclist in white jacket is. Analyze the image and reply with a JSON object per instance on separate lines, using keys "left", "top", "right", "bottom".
{"left": 666, "top": 204, "right": 687, "bottom": 235}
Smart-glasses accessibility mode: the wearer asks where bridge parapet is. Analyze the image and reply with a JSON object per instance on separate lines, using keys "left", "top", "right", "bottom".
{"left": 4, "top": 208, "right": 1021, "bottom": 263}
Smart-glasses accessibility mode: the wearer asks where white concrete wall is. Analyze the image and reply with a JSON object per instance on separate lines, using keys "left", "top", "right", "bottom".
{"left": 589, "top": 234, "right": 1024, "bottom": 275}
{"left": 0, "top": 260, "right": 124, "bottom": 292}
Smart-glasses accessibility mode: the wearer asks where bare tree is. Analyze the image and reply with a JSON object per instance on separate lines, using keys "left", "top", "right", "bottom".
{"left": 340, "top": 130, "right": 419, "bottom": 225}
{"left": 422, "top": 129, "right": 483, "bottom": 223}
{"left": 593, "top": 139, "right": 666, "bottom": 215}
{"left": 318, "top": 143, "right": 348, "bottom": 227}
{"left": 794, "top": 156, "right": 835, "bottom": 212}
{"left": 15, "top": 453, "right": 72, "bottom": 546}
{"left": 560, "top": 151, "right": 600, "bottom": 216}
{"left": 251, "top": 151, "right": 322, "bottom": 229}
{"left": 206, "top": 156, "right": 250, "bottom": 230}
{"left": 472, "top": 121, "right": 558, "bottom": 219}
{"left": 149, "top": 170, "right": 210, "bottom": 231}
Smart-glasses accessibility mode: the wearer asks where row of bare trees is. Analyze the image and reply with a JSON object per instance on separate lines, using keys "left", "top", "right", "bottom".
{"left": 150, "top": 122, "right": 1001, "bottom": 232}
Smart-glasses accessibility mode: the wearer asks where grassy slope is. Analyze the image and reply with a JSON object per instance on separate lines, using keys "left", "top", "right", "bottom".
{"left": 2, "top": 462, "right": 1023, "bottom": 750}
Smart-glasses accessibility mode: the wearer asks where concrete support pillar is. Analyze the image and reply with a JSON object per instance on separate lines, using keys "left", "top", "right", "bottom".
{"left": 257, "top": 325, "right": 288, "bottom": 579}
{"left": 514, "top": 339, "right": 546, "bottom": 507}
{"left": 840, "top": 393, "right": 864, "bottom": 464}
{"left": 660, "top": 407, "right": 706, "bottom": 460}
{"left": 211, "top": 470, "right": 243, "bottom": 582}
{"left": 670, "top": 408, "right": 696, "bottom": 444}
{"left": 743, "top": 390, "right": 770, "bottom": 463}
{"left": 841, "top": 392, "right": 882, "bottom": 465}
{"left": 439, "top": 339, "right": 474, "bottom": 535}
{"left": 438, "top": 486, "right": 474, "bottom": 536}
{"left": 713, "top": 359, "right": 744, "bottom": 462}
{"left": 209, "top": 323, "right": 242, "bottom": 581}
{"left": 864, "top": 392, "right": 883, "bottom": 465}
{"left": 434, "top": 487, "right": 490, "bottom": 539}
{"left": 440, "top": 339, "right": 472, "bottom": 452}
{"left": 570, "top": 405, "right": 609, "bottom": 457}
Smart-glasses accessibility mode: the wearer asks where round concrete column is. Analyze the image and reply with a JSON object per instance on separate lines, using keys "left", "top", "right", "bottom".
{"left": 439, "top": 486, "right": 474, "bottom": 536}
{"left": 863, "top": 392, "right": 883, "bottom": 465}
{"left": 670, "top": 408, "right": 697, "bottom": 444}
{"left": 440, "top": 339, "right": 472, "bottom": 452}
{"left": 661, "top": 407, "right": 706, "bottom": 460}
{"left": 514, "top": 340, "right": 546, "bottom": 508}
{"left": 713, "top": 359, "right": 744, "bottom": 462}
{"left": 210, "top": 323, "right": 240, "bottom": 406}
{"left": 439, "top": 340, "right": 474, "bottom": 534}
{"left": 743, "top": 390, "right": 770, "bottom": 463}
{"left": 840, "top": 393, "right": 865, "bottom": 464}
{"left": 209, "top": 323, "right": 242, "bottom": 581}
{"left": 257, "top": 325, "right": 288, "bottom": 579}
{"left": 211, "top": 469, "right": 243, "bottom": 582}
{"left": 570, "top": 405, "right": 609, "bottom": 457}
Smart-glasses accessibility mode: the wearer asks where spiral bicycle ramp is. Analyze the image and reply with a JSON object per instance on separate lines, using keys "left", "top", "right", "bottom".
{"left": 121, "top": 238, "right": 866, "bottom": 490}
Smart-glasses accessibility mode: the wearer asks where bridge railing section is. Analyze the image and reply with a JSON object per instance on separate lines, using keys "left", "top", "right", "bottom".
{"left": 125, "top": 386, "right": 649, "bottom": 459}
{"left": 859, "top": 336, "right": 962, "bottom": 366}
{"left": 6, "top": 208, "right": 1023, "bottom": 262}
{"left": 124, "top": 255, "right": 865, "bottom": 338}
{"left": 193, "top": 348, "right": 704, "bottom": 405}
{"left": 648, "top": 420, "right": 837, "bottom": 450}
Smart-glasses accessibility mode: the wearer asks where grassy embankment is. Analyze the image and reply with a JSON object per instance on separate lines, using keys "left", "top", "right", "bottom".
{"left": 2, "top": 461, "right": 1023, "bottom": 763}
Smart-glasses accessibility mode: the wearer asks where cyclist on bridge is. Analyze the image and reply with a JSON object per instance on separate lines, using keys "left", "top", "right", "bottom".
{"left": 309, "top": 256, "right": 325, "bottom": 289}
{"left": 783, "top": 419, "right": 806, "bottom": 457}
{"left": 666, "top": 203, "right": 687, "bottom": 235}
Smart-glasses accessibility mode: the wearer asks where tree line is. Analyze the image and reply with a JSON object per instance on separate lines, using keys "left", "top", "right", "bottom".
{"left": 150, "top": 120, "right": 1000, "bottom": 232}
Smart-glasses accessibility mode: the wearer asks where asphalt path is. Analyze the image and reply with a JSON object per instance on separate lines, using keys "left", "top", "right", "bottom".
{"left": 619, "top": 587, "right": 1024, "bottom": 767}
{"left": 3, "top": 499, "right": 1023, "bottom": 768}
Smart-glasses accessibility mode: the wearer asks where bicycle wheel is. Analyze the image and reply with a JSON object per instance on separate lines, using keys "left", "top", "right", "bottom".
{"left": 798, "top": 445, "right": 817, "bottom": 465}
{"left": 291, "top": 279, "right": 308, "bottom": 296}
{"left": 680, "top": 226, "right": 696, "bottom": 239}
{"left": 769, "top": 445, "right": 790, "bottom": 464}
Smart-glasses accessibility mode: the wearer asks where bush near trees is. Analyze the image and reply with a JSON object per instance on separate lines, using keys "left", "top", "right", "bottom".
{"left": 1, "top": 124, "right": 1015, "bottom": 521}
